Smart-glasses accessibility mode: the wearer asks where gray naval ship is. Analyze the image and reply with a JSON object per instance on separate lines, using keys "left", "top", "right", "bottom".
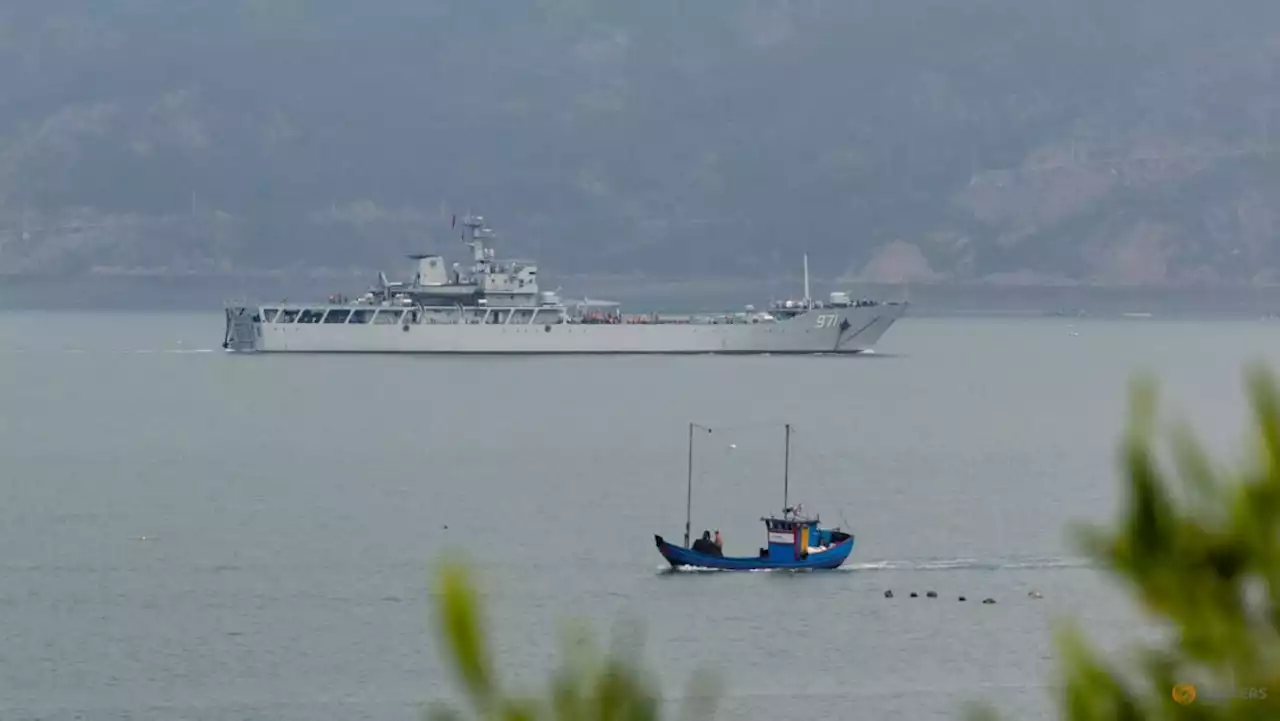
{"left": 222, "top": 213, "right": 907, "bottom": 354}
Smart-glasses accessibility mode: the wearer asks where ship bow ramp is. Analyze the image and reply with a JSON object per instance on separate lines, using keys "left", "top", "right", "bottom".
{"left": 222, "top": 305, "right": 261, "bottom": 351}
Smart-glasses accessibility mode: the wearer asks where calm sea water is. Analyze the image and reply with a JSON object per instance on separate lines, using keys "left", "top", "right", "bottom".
{"left": 2, "top": 311, "right": 1278, "bottom": 720}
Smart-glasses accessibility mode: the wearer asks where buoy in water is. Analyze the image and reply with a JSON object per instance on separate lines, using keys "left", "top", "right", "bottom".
{"left": 909, "top": 592, "right": 918, "bottom": 598}
{"left": 926, "top": 591, "right": 937, "bottom": 598}
{"left": 958, "top": 596, "right": 966, "bottom": 602}
{"left": 982, "top": 598, "right": 996, "bottom": 604}
{"left": 884, "top": 590, "right": 893, "bottom": 598}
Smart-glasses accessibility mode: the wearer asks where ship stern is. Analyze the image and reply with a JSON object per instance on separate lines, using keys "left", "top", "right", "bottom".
{"left": 222, "top": 305, "right": 261, "bottom": 351}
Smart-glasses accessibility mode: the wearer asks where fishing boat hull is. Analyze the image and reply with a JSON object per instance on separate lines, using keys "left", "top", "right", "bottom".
{"left": 653, "top": 534, "right": 854, "bottom": 571}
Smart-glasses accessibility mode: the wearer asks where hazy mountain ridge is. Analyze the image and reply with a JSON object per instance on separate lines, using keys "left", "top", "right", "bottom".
{"left": 1, "top": 1, "right": 1278, "bottom": 286}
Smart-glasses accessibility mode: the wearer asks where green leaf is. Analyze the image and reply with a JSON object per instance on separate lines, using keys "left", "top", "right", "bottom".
{"left": 433, "top": 560, "right": 496, "bottom": 712}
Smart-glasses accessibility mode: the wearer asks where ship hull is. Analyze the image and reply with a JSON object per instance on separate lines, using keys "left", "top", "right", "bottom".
{"left": 223, "top": 303, "right": 906, "bottom": 354}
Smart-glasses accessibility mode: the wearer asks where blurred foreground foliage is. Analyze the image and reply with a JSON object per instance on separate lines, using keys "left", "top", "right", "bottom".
{"left": 424, "top": 561, "right": 718, "bottom": 721}
{"left": 973, "top": 363, "right": 1280, "bottom": 720}
{"left": 428, "top": 364, "right": 1280, "bottom": 720}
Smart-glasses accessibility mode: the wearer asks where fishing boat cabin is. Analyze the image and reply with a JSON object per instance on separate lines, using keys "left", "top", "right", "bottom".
{"left": 759, "top": 507, "right": 851, "bottom": 561}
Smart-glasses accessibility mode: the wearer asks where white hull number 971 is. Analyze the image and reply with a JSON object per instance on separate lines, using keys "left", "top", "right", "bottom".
{"left": 814, "top": 314, "right": 839, "bottom": 328}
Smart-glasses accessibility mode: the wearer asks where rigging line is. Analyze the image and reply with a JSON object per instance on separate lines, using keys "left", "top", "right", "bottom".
{"left": 692, "top": 421, "right": 798, "bottom": 433}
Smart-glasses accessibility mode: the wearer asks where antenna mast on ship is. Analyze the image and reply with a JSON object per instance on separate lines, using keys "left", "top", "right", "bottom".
{"left": 803, "top": 254, "right": 811, "bottom": 309}
{"left": 461, "top": 213, "right": 487, "bottom": 261}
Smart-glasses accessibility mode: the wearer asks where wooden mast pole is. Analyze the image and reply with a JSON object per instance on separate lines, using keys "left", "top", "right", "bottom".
{"left": 684, "top": 422, "right": 712, "bottom": 548}
{"left": 685, "top": 422, "right": 693, "bottom": 548}
{"left": 783, "top": 423, "right": 791, "bottom": 515}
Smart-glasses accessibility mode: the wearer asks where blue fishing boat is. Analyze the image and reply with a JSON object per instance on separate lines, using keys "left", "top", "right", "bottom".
{"left": 654, "top": 423, "right": 855, "bottom": 571}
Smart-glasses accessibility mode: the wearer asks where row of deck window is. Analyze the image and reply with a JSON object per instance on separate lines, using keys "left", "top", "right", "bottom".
{"left": 261, "top": 308, "right": 403, "bottom": 324}
{"left": 258, "top": 307, "right": 565, "bottom": 325}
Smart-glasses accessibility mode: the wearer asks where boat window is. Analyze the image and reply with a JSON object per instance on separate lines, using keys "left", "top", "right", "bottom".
{"left": 322, "top": 309, "right": 351, "bottom": 324}
{"left": 279, "top": 309, "right": 300, "bottom": 323}
{"left": 298, "top": 309, "right": 325, "bottom": 323}
{"left": 262, "top": 309, "right": 279, "bottom": 322}
{"left": 510, "top": 309, "right": 535, "bottom": 324}
{"left": 533, "top": 309, "right": 561, "bottom": 324}
{"left": 419, "top": 308, "right": 458, "bottom": 324}
{"left": 348, "top": 309, "right": 374, "bottom": 324}
{"left": 373, "top": 309, "right": 403, "bottom": 325}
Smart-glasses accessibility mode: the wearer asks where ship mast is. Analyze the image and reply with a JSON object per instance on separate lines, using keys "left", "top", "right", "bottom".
{"left": 803, "top": 255, "right": 811, "bottom": 309}
{"left": 685, "top": 422, "right": 712, "bottom": 548}
{"left": 783, "top": 423, "right": 791, "bottom": 515}
{"left": 461, "top": 214, "right": 487, "bottom": 262}
{"left": 686, "top": 423, "right": 694, "bottom": 548}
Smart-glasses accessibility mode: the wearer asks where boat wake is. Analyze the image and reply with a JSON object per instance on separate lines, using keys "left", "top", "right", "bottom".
{"left": 658, "top": 565, "right": 802, "bottom": 574}
{"left": 844, "top": 555, "right": 1093, "bottom": 572}
{"left": 656, "top": 555, "right": 1093, "bottom": 575}
{"left": 4, "top": 348, "right": 218, "bottom": 354}
{"left": 131, "top": 348, "right": 218, "bottom": 354}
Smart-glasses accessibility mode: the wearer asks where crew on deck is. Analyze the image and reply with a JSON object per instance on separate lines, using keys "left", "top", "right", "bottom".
{"left": 692, "top": 530, "right": 722, "bottom": 557}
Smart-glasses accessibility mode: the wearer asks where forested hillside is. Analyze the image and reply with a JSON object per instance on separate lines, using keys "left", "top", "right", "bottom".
{"left": 2, "top": 0, "right": 1278, "bottom": 285}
